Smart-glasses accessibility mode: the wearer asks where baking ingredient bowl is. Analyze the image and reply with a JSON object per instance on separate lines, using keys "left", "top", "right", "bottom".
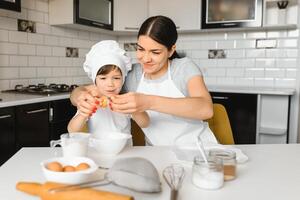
{"left": 41, "top": 156, "right": 98, "bottom": 184}
{"left": 89, "top": 132, "right": 132, "bottom": 156}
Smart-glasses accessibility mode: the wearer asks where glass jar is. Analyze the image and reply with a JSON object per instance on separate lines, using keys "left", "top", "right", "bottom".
{"left": 192, "top": 156, "right": 224, "bottom": 190}
{"left": 209, "top": 149, "right": 237, "bottom": 181}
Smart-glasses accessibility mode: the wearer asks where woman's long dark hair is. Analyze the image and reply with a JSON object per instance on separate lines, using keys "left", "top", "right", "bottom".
{"left": 138, "top": 15, "right": 180, "bottom": 60}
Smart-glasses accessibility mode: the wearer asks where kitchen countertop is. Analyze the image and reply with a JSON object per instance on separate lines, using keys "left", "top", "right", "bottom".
{"left": 208, "top": 86, "right": 295, "bottom": 95}
{"left": 1, "top": 144, "right": 300, "bottom": 200}
{"left": 0, "top": 92, "right": 70, "bottom": 108}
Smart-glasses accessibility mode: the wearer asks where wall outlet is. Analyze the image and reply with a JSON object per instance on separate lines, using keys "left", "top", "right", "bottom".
{"left": 18, "top": 19, "right": 36, "bottom": 33}
{"left": 208, "top": 49, "right": 226, "bottom": 59}
{"left": 66, "top": 47, "right": 78, "bottom": 57}
{"left": 256, "top": 39, "right": 277, "bottom": 49}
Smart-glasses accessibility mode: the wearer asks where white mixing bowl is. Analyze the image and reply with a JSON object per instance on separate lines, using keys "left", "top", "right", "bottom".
{"left": 41, "top": 156, "right": 98, "bottom": 184}
{"left": 89, "top": 132, "right": 132, "bottom": 156}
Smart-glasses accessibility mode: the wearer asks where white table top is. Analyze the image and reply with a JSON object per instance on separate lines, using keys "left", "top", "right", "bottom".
{"left": 1, "top": 144, "right": 300, "bottom": 200}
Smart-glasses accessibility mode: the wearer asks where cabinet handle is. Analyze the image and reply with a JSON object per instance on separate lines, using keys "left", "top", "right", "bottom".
{"left": 212, "top": 96, "right": 229, "bottom": 100}
{"left": 91, "top": 22, "right": 105, "bottom": 27}
{"left": 176, "top": 26, "right": 180, "bottom": 29}
{"left": 26, "top": 108, "right": 47, "bottom": 114}
{"left": 0, "top": 114, "right": 12, "bottom": 119}
{"left": 49, "top": 107, "right": 53, "bottom": 122}
{"left": 124, "top": 27, "right": 139, "bottom": 30}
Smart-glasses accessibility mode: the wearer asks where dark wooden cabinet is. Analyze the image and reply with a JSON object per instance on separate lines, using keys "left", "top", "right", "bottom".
{"left": 0, "top": 107, "right": 16, "bottom": 165}
{"left": 15, "top": 102, "right": 50, "bottom": 149}
{"left": 210, "top": 92, "right": 257, "bottom": 144}
{"left": 49, "top": 99, "right": 77, "bottom": 140}
{"left": 0, "top": 98, "right": 76, "bottom": 165}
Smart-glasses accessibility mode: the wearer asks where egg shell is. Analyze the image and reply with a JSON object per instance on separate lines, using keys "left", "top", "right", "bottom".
{"left": 47, "top": 161, "right": 63, "bottom": 172}
{"left": 76, "top": 162, "right": 90, "bottom": 171}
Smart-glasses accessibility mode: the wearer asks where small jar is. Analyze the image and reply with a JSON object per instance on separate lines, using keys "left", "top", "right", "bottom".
{"left": 192, "top": 156, "right": 224, "bottom": 190}
{"left": 209, "top": 149, "right": 237, "bottom": 181}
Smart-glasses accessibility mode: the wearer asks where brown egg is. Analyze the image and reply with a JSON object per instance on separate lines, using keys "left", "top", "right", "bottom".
{"left": 46, "top": 161, "right": 63, "bottom": 172}
{"left": 63, "top": 165, "right": 76, "bottom": 172}
{"left": 75, "top": 162, "right": 90, "bottom": 171}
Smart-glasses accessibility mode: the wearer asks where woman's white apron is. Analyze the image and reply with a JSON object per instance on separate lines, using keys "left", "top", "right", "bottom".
{"left": 136, "top": 63, "right": 217, "bottom": 146}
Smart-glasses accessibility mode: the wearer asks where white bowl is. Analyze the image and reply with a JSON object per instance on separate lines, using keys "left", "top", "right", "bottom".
{"left": 89, "top": 132, "right": 132, "bottom": 156}
{"left": 41, "top": 156, "right": 98, "bottom": 184}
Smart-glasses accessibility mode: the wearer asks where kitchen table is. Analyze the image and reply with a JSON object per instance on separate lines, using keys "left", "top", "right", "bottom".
{"left": 1, "top": 144, "right": 300, "bottom": 200}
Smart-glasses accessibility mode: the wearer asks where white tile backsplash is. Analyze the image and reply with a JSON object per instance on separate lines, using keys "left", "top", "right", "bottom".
{"left": 37, "top": 67, "right": 51, "bottom": 77}
{"left": 246, "top": 49, "right": 265, "bottom": 58}
{"left": 35, "top": 0, "right": 48, "bottom": 12}
{"left": 58, "top": 37, "right": 72, "bottom": 47}
{"left": 27, "top": 10, "right": 44, "bottom": 23}
{"left": 9, "top": 31, "right": 27, "bottom": 43}
{"left": 265, "top": 68, "right": 285, "bottom": 78}
{"left": 28, "top": 56, "right": 44, "bottom": 66}
{"left": 52, "top": 47, "right": 65, "bottom": 57}
{"left": 9, "top": 56, "right": 28, "bottom": 67}
{"left": 0, "top": 29, "right": 8, "bottom": 41}
{"left": 0, "top": 42, "right": 18, "bottom": 54}
{"left": 277, "top": 39, "right": 298, "bottom": 48}
{"left": 28, "top": 33, "right": 44, "bottom": 44}
{"left": 19, "top": 67, "right": 36, "bottom": 78}
{"left": 44, "top": 35, "right": 59, "bottom": 46}
{"left": 19, "top": 44, "right": 36, "bottom": 55}
{"left": 0, "top": 55, "right": 9, "bottom": 66}
{"left": 36, "top": 45, "right": 51, "bottom": 56}
{"left": 35, "top": 22, "right": 51, "bottom": 34}
{"left": 0, "top": 67, "right": 19, "bottom": 79}
{"left": 22, "top": 0, "right": 36, "bottom": 10}
{"left": 59, "top": 57, "right": 72, "bottom": 67}
{"left": 286, "top": 68, "right": 297, "bottom": 78}
{"left": 0, "top": 17, "right": 17, "bottom": 30}
{"left": 255, "top": 58, "right": 276, "bottom": 68}
{"left": 44, "top": 57, "right": 59, "bottom": 66}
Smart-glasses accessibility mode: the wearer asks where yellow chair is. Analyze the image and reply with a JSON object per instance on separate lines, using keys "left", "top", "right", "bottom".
{"left": 206, "top": 103, "right": 235, "bottom": 144}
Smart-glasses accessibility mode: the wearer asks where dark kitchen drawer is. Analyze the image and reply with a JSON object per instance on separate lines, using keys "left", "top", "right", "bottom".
{"left": 15, "top": 102, "right": 50, "bottom": 149}
{"left": 210, "top": 92, "right": 257, "bottom": 144}
{"left": 49, "top": 99, "right": 77, "bottom": 122}
{"left": 0, "top": 107, "right": 16, "bottom": 165}
{"left": 49, "top": 99, "right": 77, "bottom": 140}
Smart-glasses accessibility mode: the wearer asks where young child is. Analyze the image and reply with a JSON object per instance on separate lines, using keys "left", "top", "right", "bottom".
{"left": 68, "top": 40, "right": 149, "bottom": 139}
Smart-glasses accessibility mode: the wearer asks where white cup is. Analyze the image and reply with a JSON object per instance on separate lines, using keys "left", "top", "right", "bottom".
{"left": 50, "top": 133, "right": 90, "bottom": 157}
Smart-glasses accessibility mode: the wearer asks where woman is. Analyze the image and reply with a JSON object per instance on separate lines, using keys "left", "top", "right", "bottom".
{"left": 71, "top": 15, "right": 217, "bottom": 146}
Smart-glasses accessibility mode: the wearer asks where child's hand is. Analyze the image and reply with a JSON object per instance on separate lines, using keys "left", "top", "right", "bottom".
{"left": 78, "top": 96, "right": 100, "bottom": 118}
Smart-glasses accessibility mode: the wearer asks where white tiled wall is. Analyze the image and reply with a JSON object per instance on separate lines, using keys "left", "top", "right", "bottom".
{"left": 0, "top": 0, "right": 116, "bottom": 90}
{"left": 119, "top": 30, "right": 299, "bottom": 89}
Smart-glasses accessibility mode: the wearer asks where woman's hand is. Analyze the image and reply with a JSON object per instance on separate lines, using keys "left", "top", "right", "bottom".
{"left": 110, "top": 92, "right": 151, "bottom": 114}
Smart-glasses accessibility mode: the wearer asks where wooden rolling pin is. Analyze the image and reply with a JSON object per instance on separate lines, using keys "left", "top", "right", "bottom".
{"left": 16, "top": 181, "right": 134, "bottom": 200}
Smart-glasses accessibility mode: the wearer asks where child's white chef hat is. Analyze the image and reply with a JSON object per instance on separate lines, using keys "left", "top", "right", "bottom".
{"left": 83, "top": 40, "right": 131, "bottom": 83}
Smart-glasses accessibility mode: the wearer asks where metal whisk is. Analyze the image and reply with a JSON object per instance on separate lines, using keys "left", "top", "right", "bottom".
{"left": 163, "top": 164, "right": 185, "bottom": 200}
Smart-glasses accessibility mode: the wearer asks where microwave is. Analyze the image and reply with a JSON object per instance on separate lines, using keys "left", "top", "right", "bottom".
{"left": 201, "top": 0, "right": 263, "bottom": 29}
{"left": 74, "top": 0, "right": 113, "bottom": 30}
